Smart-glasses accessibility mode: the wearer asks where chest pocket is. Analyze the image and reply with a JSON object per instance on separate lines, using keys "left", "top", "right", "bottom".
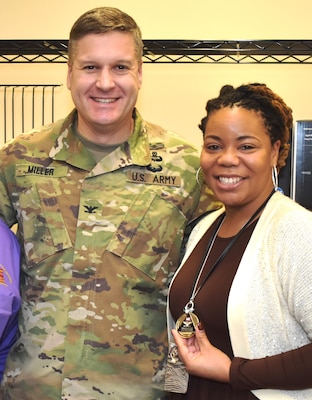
{"left": 107, "top": 190, "right": 186, "bottom": 280}
{"left": 17, "top": 181, "right": 72, "bottom": 267}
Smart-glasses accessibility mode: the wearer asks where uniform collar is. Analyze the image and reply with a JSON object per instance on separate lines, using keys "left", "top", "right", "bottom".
{"left": 49, "top": 109, "right": 152, "bottom": 171}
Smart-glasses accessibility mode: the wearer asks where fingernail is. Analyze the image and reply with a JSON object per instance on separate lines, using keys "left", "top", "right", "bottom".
{"left": 198, "top": 322, "right": 204, "bottom": 330}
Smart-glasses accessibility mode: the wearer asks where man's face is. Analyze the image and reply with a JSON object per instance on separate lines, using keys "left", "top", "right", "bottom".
{"left": 67, "top": 31, "right": 142, "bottom": 143}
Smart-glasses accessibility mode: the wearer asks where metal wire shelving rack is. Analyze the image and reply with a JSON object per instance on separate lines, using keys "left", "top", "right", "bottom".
{"left": 1, "top": 39, "right": 312, "bottom": 64}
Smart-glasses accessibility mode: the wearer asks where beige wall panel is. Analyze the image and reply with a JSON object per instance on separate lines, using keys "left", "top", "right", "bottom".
{"left": 1, "top": 0, "right": 312, "bottom": 39}
{"left": 1, "top": 0, "right": 312, "bottom": 148}
{"left": 1, "top": 62, "right": 312, "bottom": 148}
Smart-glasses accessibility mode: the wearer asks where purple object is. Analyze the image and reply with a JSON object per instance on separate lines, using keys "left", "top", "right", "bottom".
{"left": 0, "top": 219, "right": 21, "bottom": 381}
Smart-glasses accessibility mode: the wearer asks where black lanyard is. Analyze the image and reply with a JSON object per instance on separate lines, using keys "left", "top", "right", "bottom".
{"left": 185, "top": 189, "right": 275, "bottom": 313}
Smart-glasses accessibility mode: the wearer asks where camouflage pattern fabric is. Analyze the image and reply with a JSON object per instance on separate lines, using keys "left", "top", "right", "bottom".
{"left": 0, "top": 109, "right": 219, "bottom": 400}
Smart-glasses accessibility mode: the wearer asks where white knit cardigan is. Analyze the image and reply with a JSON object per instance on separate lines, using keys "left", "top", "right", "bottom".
{"left": 167, "top": 192, "right": 312, "bottom": 399}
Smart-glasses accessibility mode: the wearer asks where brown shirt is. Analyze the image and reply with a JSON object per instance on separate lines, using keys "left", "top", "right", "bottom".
{"left": 169, "top": 217, "right": 312, "bottom": 399}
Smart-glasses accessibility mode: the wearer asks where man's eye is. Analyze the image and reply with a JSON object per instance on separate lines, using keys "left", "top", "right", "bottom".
{"left": 115, "top": 65, "right": 129, "bottom": 72}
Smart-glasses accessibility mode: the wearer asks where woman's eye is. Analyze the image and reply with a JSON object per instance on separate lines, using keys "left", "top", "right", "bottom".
{"left": 240, "top": 144, "right": 255, "bottom": 150}
{"left": 206, "top": 144, "right": 220, "bottom": 151}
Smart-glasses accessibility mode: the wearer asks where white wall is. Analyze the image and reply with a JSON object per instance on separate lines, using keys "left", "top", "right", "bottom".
{"left": 2, "top": 0, "right": 312, "bottom": 39}
{"left": 1, "top": 0, "right": 312, "bottom": 148}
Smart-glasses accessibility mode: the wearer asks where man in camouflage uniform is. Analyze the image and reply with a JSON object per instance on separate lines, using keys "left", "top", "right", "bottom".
{"left": 0, "top": 7, "right": 218, "bottom": 400}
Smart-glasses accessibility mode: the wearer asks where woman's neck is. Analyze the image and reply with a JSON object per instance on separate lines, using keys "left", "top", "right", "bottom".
{"left": 218, "top": 189, "right": 275, "bottom": 238}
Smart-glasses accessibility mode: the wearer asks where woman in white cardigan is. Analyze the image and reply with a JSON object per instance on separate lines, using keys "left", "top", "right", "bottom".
{"left": 165, "top": 83, "right": 312, "bottom": 399}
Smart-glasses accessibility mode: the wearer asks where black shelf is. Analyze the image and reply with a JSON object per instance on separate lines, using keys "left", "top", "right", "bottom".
{"left": 1, "top": 39, "right": 312, "bottom": 63}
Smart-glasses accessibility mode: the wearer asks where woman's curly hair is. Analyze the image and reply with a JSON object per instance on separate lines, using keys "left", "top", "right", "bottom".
{"left": 198, "top": 83, "right": 293, "bottom": 170}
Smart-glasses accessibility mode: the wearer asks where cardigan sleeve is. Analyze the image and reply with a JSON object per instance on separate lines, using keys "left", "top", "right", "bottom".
{"left": 228, "top": 195, "right": 312, "bottom": 393}
{"left": 230, "top": 342, "right": 312, "bottom": 391}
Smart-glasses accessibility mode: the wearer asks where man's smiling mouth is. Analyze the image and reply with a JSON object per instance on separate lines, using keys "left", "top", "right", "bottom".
{"left": 93, "top": 98, "right": 116, "bottom": 103}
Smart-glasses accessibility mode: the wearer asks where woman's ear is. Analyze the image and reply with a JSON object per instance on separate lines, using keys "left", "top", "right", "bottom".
{"left": 272, "top": 140, "right": 281, "bottom": 166}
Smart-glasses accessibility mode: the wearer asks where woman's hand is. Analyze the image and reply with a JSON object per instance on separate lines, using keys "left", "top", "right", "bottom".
{"left": 171, "top": 324, "right": 231, "bottom": 382}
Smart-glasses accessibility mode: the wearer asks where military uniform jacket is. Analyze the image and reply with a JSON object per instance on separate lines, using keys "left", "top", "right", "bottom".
{"left": 0, "top": 109, "right": 212, "bottom": 400}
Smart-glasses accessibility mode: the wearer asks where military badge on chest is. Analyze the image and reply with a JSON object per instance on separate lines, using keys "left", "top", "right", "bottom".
{"left": 146, "top": 146, "right": 163, "bottom": 173}
{"left": 127, "top": 143, "right": 181, "bottom": 187}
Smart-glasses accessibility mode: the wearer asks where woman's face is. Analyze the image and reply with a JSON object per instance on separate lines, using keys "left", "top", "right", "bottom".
{"left": 200, "top": 107, "right": 280, "bottom": 212}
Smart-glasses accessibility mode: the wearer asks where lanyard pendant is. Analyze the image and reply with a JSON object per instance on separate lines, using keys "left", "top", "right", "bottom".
{"left": 176, "top": 300, "right": 200, "bottom": 338}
